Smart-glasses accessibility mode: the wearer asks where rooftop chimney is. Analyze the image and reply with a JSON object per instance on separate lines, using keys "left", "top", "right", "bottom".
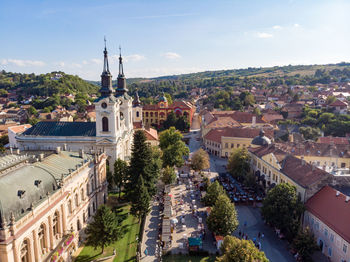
{"left": 346, "top": 196, "right": 350, "bottom": 202}
{"left": 55, "top": 147, "right": 61, "bottom": 154}
{"left": 79, "top": 149, "right": 84, "bottom": 158}
{"left": 252, "top": 116, "right": 256, "bottom": 127}
{"left": 336, "top": 191, "right": 340, "bottom": 197}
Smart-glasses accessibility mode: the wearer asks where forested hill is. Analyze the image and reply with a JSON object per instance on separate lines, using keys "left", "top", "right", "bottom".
{"left": 0, "top": 70, "right": 99, "bottom": 97}
{"left": 120, "top": 62, "right": 350, "bottom": 100}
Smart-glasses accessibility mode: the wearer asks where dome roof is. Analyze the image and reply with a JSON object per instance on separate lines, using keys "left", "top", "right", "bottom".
{"left": 251, "top": 129, "right": 271, "bottom": 146}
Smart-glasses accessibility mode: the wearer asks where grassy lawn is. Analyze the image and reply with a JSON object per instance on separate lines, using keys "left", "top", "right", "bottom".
{"left": 163, "top": 255, "right": 216, "bottom": 262}
{"left": 75, "top": 204, "right": 140, "bottom": 262}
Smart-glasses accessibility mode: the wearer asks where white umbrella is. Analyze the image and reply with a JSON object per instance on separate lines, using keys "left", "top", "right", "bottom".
{"left": 171, "top": 218, "right": 178, "bottom": 224}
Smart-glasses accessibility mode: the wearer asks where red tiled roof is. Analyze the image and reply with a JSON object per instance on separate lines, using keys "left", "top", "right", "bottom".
{"left": 133, "top": 122, "right": 143, "bottom": 129}
{"left": 206, "top": 117, "right": 241, "bottom": 129}
{"left": 204, "top": 127, "right": 273, "bottom": 143}
{"left": 249, "top": 145, "right": 331, "bottom": 188}
{"left": 329, "top": 99, "right": 348, "bottom": 107}
{"left": 306, "top": 186, "right": 350, "bottom": 243}
{"left": 8, "top": 124, "right": 32, "bottom": 134}
{"left": 317, "top": 136, "right": 350, "bottom": 145}
{"left": 144, "top": 127, "right": 158, "bottom": 141}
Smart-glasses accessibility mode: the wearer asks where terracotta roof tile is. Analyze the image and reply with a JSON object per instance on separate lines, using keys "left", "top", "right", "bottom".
{"left": 317, "top": 136, "right": 350, "bottom": 145}
{"left": 306, "top": 186, "right": 350, "bottom": 243}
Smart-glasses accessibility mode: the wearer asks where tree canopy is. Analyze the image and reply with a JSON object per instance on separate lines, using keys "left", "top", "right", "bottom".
{"left": 85, "top": 205, "right": 121, "bottom": 254}
{"left": 203, "top": 180, "right": 225, "bottom": 206}
{"left": 130, "top": 175, "right": 151, "bottom": 221}
{"left": 227, "top": 148, "right": 251, "bottom": 181}
{"left": 161, "top": 166, "right": 177, "bottom": 185}
{"left": 113, "top": 158, "right": 128, "bottom": 199}
{"left": 217, "top": 236, "right": 269, "bottom": 262}
{"left": 207, "top": 194, "right": 239, "bottom": 236}
{"left": 292, "top": 227, "right": 318, "bottom": 262}
{"left": 159, "top": 127, "right": 189, "bottom": 167}
{"left": 261, "top": 183, "right": 304, "bottom": 235}
{"left": 191, "top": 148, "right": 210, "bottom": 172}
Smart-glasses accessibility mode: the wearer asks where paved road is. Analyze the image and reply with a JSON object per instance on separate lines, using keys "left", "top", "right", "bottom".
{"left": 234, "top": 206, "right": 295, "bottom": 262}
{"left": 141, "top": 200, "right": 160, "bottom": 262}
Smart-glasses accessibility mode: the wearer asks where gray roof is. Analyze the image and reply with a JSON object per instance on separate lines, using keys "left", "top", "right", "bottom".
{"left": 22, "top": 121, "right": 96, "bottom": 137}
{"left": 0, "top": 151, "right": 93, "bottom": 226}
{"left": 251, "top": 130, "right": 271, "bottom": 146}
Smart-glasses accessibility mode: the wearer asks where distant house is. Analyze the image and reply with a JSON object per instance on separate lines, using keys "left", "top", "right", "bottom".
{"left": 328, "top": 99, "right": 348, "bottom": 114}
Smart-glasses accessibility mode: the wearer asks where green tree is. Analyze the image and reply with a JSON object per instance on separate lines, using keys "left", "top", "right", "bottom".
{"left": 130, "top": 175, "right": 151, "bottom": 222}
{"left": 227, "top": 148, "right": 251, "bottom": 181}
{"left": 292, "top": 227, "right": 318, "bottom": 262}
{"left": 127, "top": 130, "right": 154, "bottom": 200}
{"left": 161, "top": 166, "right": 177, "bottom": 185}
{"left": 163, "top": 111, "right": 177, "bottom": 129}
{"left": 325, "top": 95, "right": 336, "bottom": 105}
{"left": 27, "top": 106, "right": 38, "bottom": 116}
{"left": 164, "top": 92, "right": 173, "bottom": 105}
{"left": 191, "top": 148, "right": 210, "bottom": 172}
{"left": 217, "top": 236, "right": 269, "bottom": 262}
{"left": 159, "top": 127, "right": 189, "bottom": 167}
{"left": 261, "top": 183, "right": 304, "bottom": 235}
{"left": 85, "top": 205, "right": 121, "bottom": 254}
{"left": 207, "top": 194, "right": 239, "bottom": 236}
{"left": 28, "top": 117, "right": 39, "bottom": 126}
{"left": 113, "top": 159, "right": 128, "bottom": 199}
{"left": 203, "top": 180, "right": 225, "bottom": 206}
{"left": 253, "top": 107, "right": 261, "bottom": 116}
{"left": 299, "top": 126, "right": 321, "bottom": 141}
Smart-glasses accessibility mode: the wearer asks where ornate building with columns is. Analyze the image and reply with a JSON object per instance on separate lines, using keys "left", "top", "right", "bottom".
{"left": 0, "top": 149, "right": 107, "bottom": 262}
{"left": 16, "top": 44, "right": 134, "bottom": 170}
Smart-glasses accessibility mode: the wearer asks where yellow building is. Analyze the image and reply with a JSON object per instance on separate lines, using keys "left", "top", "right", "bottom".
{"left": 275, "top": 141, "right": 350, "bottom": 171}
{"left": 249, "top": 144, "right": 333, "bottom": 202}
{"left": 203, "top": 127, "right": 274, "bottom": 157}
{"left": 142, "top": 94, "right": 194, "bottom": 128}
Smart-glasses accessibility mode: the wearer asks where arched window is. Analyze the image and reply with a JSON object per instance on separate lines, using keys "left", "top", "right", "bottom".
{"left": 38, "top": 224, "right": 46, "bottom": 254}
{"left": 75, "top": 193, "right": 79, "bottom": 207}
{"left": 20, "top": 239, "right": 30, "bottom": 262}
{"left": 150, "top": 112, "right": 153, "bottom": 117}
{"left": 77, "top": 219, "right": 81, "bottom": 231}
{"left": 86, "top": 183, "right": 90, "bottom": 195}
{"left": 68, "top": 199, "right": 72, "bottom": 215}
{"left": 102, "top": 117, "right": 109, "bottom": 132}
{"left": 53, "top": 212, "right": 59, "bottom": 237}
{"left": 81, "top": 188, "right": 85, "bottom": 202}
{"left": 146, "top": 112, "right": 149, "bottom": 117}
{"left": 136, "top": 111, "right": 139, "bottom": 117}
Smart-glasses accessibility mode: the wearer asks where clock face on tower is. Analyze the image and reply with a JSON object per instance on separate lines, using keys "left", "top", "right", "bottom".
{"left": 101, "top": 102, "right": 107, "bottom": 109}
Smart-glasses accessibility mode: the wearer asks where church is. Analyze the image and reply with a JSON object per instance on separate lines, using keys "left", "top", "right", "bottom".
{"left": 16, "top": 44, "right": 134, "bottom": 169}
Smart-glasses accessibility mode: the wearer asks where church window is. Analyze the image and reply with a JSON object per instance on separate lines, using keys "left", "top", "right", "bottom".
{"left": 102, "top": 117, "right": 109, "bottom": 132}
{"left": 75, "top": 193, "right": 79, "bottom": 207}
{"left": 38, "top": 224, "right": 46, "bottom": 254}
{"left": 101, "top": 102, "right": 107, "bottom": 109}
{"left": 53, "top": 211, "right": 59, "bottom": 236}
{"left": 150, "top": 112, "right": 153, "bottom": 117}
{"left": 146, "top": 112, "right": 149, "bottom": 117}
{"left": 68, "top": 199, "right": 72, "bottom": 214}
{"left": 136, "top": 111, "right": 139, "bottom": 117}
{"left": 20, "top": 239, "right": 30, "bottom": 262}
{"left": 81, "top": 188, "right": 85, "bottom": 201}
{"left": 155, "top": 112, "right": 158, "bottom": 117}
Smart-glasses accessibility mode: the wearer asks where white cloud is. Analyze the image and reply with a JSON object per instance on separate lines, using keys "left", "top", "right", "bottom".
{"left": 162, "top": 52, "right": 181, "bottom": 60}
{"left": 57, "top": 61, "right": 65, "bottom": 67}
{"left": 294, "top": 23, "right": 300, "bottom": 28}
{"left": 90, "top": 58, "right": 102, "bottom": 65}
{"left": 273, "top": 25, "right": 282, "bottom": 30}
{"left": 124, "top": 54, "right": 146, "bottom": 62}
{"left": 256, "top": 32, "right": 273, "bottom": 38}
{"left": 1, "top": 59, "right": 45, "bottom": 67}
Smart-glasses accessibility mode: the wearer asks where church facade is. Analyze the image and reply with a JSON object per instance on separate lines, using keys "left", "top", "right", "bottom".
{"left": 16, "top": 45, "right": 134, "bottom": 169}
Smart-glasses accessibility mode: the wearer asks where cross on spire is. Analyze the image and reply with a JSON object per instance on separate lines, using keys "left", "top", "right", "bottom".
{"left": 118, "top": 45, "right": 124, "bottom": 76}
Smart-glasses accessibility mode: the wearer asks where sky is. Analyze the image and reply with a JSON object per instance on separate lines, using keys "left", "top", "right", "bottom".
{"left": 1, "top": 0, "right": 350, "bottom": 80}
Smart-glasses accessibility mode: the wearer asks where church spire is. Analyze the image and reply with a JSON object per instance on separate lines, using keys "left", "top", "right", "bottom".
{"left": 99, "top": 37, "right": 113, "bottom": 97}
{"left": 116, "top": 46, "right": 128, "bottom": 97}
{"left": 103, "top": 36, "right": 110, "bottom": 73}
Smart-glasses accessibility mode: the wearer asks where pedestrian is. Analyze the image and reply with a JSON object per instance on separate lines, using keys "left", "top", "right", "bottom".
{"left": 244, "top": 220, "right": 247, "bottom": 227}
{"left": 253, "top": 237, "right": 256, "bottom": 244}
{"left": 261, "top": 233, "right": 265, "bottom": 239}
{"left": 258, "top": 232, "right": 261, "bottom": 238}
{"left": 238, "top": 230, "right": 242, "bottom": 237}
{"left": 258, "top": 242, "right": 262, "bottom": 250}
